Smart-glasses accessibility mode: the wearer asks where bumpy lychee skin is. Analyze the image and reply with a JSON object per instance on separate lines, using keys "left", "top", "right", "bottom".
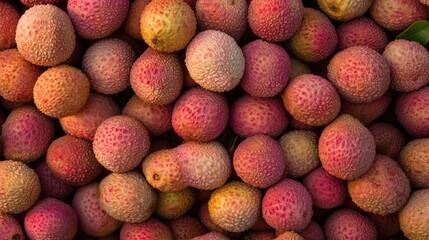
{"left": 275, "top": 231, "right": 305, "bottom": 240}
{"left": 175, "top": 141, "right": 232, "bottom": 190}
{"left": 155, "top": 188, "right": 196, "bottom": 219}
{"left": 233, "top": 134, "right": 286, "bottom": 188}
{"left": 348, "top": 155, "right": 411, "bottom": 215}
{"left": 399, "top": 138, "right": 429, "bottom": 189}
{"left": 324, "top": 209, "right": 377, "bottom": 240}
{"left": 93, "top": 115, "right": 151, "bottom": 173}
{"left": 303, "top": 167, "right": 347, "bottom": 209}
{"left": 185, "top": 30, "right": 245, "bottom": 92}
{"left": 287, "top": 8, "right": 337, "bottom": 63}
{"left": 395, "top": 86, "right": 429, "bottom": 137}
{"left": 98, "top": 172, "right": 157, "bottom": 223}
{"left": 399, "top": 189, "right": 429, "bottom": 240}
{"left": 120, "top": 218, "right": 173, "bottom": 240}
{"left": 59, "top": 93, "right": 120, "bottom": 141}
{"left": 172, "top": 87, "right": 229, "bottom": 142}
{"left": 82, "top": 38, "right": 136, "bottom": 94}
{"left": 248, "top": 0, "right": 304, "bottom": 42}
{"left": 124, "top": 0, "right": 151, "bottom": 40}
{"left": 318, "top": 114, "right": 376, "bottom": 180}
{"left": 327, "top": 46, "right": 391, "bottom": 103}
{"left": 15, "top": 4, "right": 76, "bottom": 66}
{"left": 32, "top": 159, "right": 74, "bottom": 200}
{"left": 198, "top": 202, "right": 230, "bottom": 234}
{"left": 130, "top": 48, "right": 184, "bottom": 105}
{"left": 168, "top": 215, "right": 208, "bottom": 240}
{"left": 278, "top": 130, "right": 320, "bottom": 178}
{"left": 0, "top": 2, "right": 19, "bottom": 51}
{"left": 262, "top": 178, "right": 313, "bottom": 232}
{"left": 208, "top": 181, "right": 261, "bottom": 233}
{"left": 0, "top": 214, "right": 24, "bottom": 240}
{"left": 341, "top": 90, "right": 393, "bottom": 126}
{"left": 230, "top": 95, "right": 288, "bottom": 138}
{"left": 19, "top": 0, "right": 62, "bottom": 7}
{"left": 72, "top": 183, "right": 122, "bottom": 237}
{"left": 383, "top": 39, "right": 429, "bottom": 92}
{"left": 141, "top": 0, "right": 197, "bottom": 53}
{"left": 67, "top": 0, "right": 129, "bottom": 39}
{"left": 298, "top": 220, "right": 324, "bottom": 240}
{"left": 317, "top": 0, "right": 373, "bottom": 21}
{"left": 282, "top": 74, "right": 341, "bottom": 127}
{"left": 196, "top": 0, "right": 247, "bottom": 41}
{"left": 24, "top": 198, "right": 78, "bottom": 240}
{"left": 123, "top": 95, "right": 173, "bottom": 137}
{"left": 370, "top": 0, "right": 429, "bottom": 31}
{"left": 142, "top": 149, "right": 187, "bottom": 192}
{"left": 368, "top": 122, "right": 405, "bottom": 158}
{"left": 192, "top": 231, "right": 230, "bottom": 240}
{"left": 0, "top": 49, "right": 44, "bottom": 103}
{"left": 33, "top": 65, "right": 91, "bottom": 118}
{"left": 420, "top": 0, "right": 429, "bottom": 5}
{"left": 47, "top": 135, "right": 103, "bottom": 186}
{"left": 240, "top": 40, "right": 291, "bottom": 97}
{"left": 337, "top": 17, "right": 388, "bottom": 53}
{"left": 0, "top": 160, "right": 40, "bottom": 214}
{"left": 1, "top": 106, "right": 56, "bottom": 163}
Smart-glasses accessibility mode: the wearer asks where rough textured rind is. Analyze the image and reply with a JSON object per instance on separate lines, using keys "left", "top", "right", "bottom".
{"left": 0, "top": 213, "right": 24, "bottom": 240}
{"left": 275, "top": 231, "right": 305, "bottom": 240}
{"left": 142, "top": 149, "right": 187, "bottom": 192}
{"left": 230, "top": 95, "right": 288, "bottom": 138}
{"left": 33, "top": 65, "right": 90, "bottom": 118}
{"left": 98, "top": 172, "right": 157, "bottom": 223}
{"left": 185, "top": 30, "right": 245, "bottom": 92}
{"left": 278, "top": 130, "right": 320, "bottom": 178}
{"left": 337, "top": 17, "right": 388, "bottom": 53}
{"left": 303, "top": 167, "right": 347, "bottom": 209}
{"left": 208, "top": 181, "right": 261, "bottom": 233}
{"left": 47, "top": 135, "right": 103, "bottom": 186}
{"left": 196, "top": 0, "right": 247, "bottom": 41}
{"left": 240, "top": 40, "right": 291, "bottom": 97}
{"left": 120, "top": 218, "right": 173, "bottom": 240}
{"left": 82, "top": 38, "right": 136, "bottom": 94}
{"left": 141, "top": 0, "right": 196, "bottom": 53}
{"left": 368, "top": 122, "right": 405, "bottom": 158}
{"left": 233, "top": 134, "right": 286, "bottom": 188}
{"left": 59, "top": 93, "right": 120, "bottom": 141}
{"left": 348, "top": 155, "right": 411, "bottom": 215}
{"left": 175, "top": 141, "right": 232, "bottom": 190}
{"left": 420, "top": 0, "right": 429, "bottom": 5}
{"left": 172, "top": 87, "right": 229, "bottom": 142}
{"left": 0, "top": 160, "right": 40, "bottom": 214}
{"left": 168, "top": 215, "right": 207, "bottom": 240}
{"left": 0, "top": 49, "right": 44, "bottom": 103}
{"left": 298, "top": 221, "right": 324, "bottom": 240}
{"left": 248, "top": 0, "right": 304, "bottom": 42}
{"left": 327, "top": 46, "right": 390, "bottom": 103}
{"left": 282, "top": 74, "right": 341, "bottom": 127}
{"left": 93, "top": 115, "right": 151, "bottom": 173}
{"left": 382, "top": 39, "right": 429, "bottom": 92}
{"left": 318, "top": 114, "right": 376, "bottom": 180}
{"left": 124, "top": 0, "right": 151, "bottom": 40}
{"left": 24, "top": 198, "right": 78, "bottom": 240}
{"left": 15, "top": 4, "right": 76, "bottom": 66}
{"left": 0, "top": 2, "right": 19, "bottom": 51}
{"left": 155, "top": 188, "right": 196, "bottom": 219}
{"left": 399, "top": 138, "right": 429, "bottom": 189}
{"left": 317, "top": 0, "right": 373, "bottom": 21}
{"left": 1, "top": 106, "right": 56, "bottom": 163}
{"left": 262, "top": 178, "right": 313, "bottom": 232}
{"left": 20, "top": 0, "right": 62, "bottom": 7}
{"left": 324, "top": 209, "right": 377, "bottom": 240}
{"left": 370, "top": 0, "right": 429, "bottom": 31}
{"left": 287, "top": 8, "right": 337, "bottom": 63}
{"left": 67, "top": 0, "right": 129, "bottom": 39}
{"left": 395, "top": 86, "right": 429, "bottom": 137}
{"left": 399, "top": 189, "right": 429, "bottom": 240}
{"left": 191, "top": 231, "right": 230, "bottom": 240}
{"left": 72, "top": 183, "right": 122, "bottom": 237}
{"left": 123, "top": 95, "right": 173, "bottom": 137}
{"left": 130, "top": 48, "right": 183, "bottom": 105}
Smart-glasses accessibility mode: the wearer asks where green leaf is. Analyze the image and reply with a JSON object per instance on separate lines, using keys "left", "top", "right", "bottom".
{"left": 397, "top": 20, "right": 429, "bottom": 45}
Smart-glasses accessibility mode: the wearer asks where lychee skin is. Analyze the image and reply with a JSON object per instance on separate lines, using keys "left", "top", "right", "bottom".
{"left": 399, "top": 189, "right": 429, "bottom": 240}
{"left": 167, "top": 215, "right": 208, "bottom": 239}
{"left": 399, "top": 138, "right": 429, "bottom": 189}
{"left": 0, "top": 1, "right": 19, "bottom": 51}
{"left": 24, "top": 198, "right": 78, "bottom": 240}
{"left": 368, "top": 122, "right": 405, "bottom": 159}
{"left": 324, "top": 209, "right": 377, "bottom": 240}
{"left": 120, "top": 218, "right": 173, "bottom": 240}
{"left": 0, "top": 214, "right": 24, "bottom": 240}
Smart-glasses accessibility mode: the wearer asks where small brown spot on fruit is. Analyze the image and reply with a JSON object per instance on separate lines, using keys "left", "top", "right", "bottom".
{"left": 153, "top": 174, "right": 160, "bottom": 181}
{"left": 152, "top": 38, "right": 160, "bottom": 45}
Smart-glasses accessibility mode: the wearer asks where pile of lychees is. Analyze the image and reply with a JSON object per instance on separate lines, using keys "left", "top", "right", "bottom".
{"left": 1, "top": 0, "right": 429, "bottom": 239}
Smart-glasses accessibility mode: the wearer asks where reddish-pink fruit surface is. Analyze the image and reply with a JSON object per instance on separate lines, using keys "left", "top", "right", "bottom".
{"left": 32, "top": 160, "right": 74, "bottom": 200}
{"left": 168, "top": 215, "right": 207, "bottom": 240}
{"left": 0, "top": 1, "right": 19, "bottom": 51}
{"left": 120, "top": 218, "right": 173, "bottom": 240}
{"left": 0, "top": 214, "right": 24, "bottom": 240}
{"left": 324, "top": 209, "right": 377, "bottom": 240}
